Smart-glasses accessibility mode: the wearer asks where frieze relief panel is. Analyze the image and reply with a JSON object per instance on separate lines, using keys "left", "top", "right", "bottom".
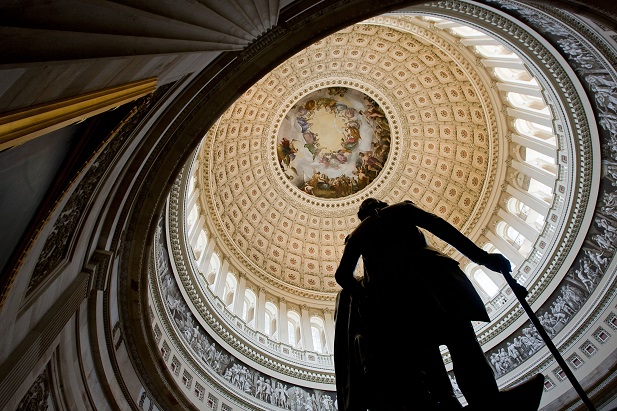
{"left": 17, "top": 365, "right": 55, "bottom": 411}
{"left": 22, "top": 86, "right": 170, "bottom": 302}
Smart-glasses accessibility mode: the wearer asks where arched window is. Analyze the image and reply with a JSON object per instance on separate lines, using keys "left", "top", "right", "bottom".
{"left": 514, "top": 119, "right": 554, "bottom": 142}
{"left": 507, "top": 92, "right": 549, "bottom": 113}
{"left": 496, "top": 221, "right": 534, "bottom": 257}
{"left": 287, "top": 311, "right": 302, "bottom": 349}
{"left": 264, "top": 302, "right": 278, "bottom": 339}
{"left": 496, "top": 221, "right": 520, "bottom": 246}
{"left": 243, "top": 289, "right": 257, "bottom": 328}
{"left": 207, "top": 253, "right": 221, "bottom": 288}
{"left": 223, "top": 273, "right": 237, "bottom": 310}
{"left": 528, "top": 210, "right": 546, "bottom": 231}
{"left": 507, "top": 197, "right": 545, "bottom": 233}
{"left": 310, "top": 316, "right": 327, "bottom": 354}
{"left": 187, "top": 204, "right": 199, "bottom": 230}
{"left": 522, "top": 147, "right": 557, "bottom": 176}
{"left": 511, "top": 171, "right": 553, "bottom": 205}
{"left": 193, "top": 230, "right": 207, "bottom": 261}
{"left": 527, "top": 177, "right": 554, "bottom": 204}
{"left": 472, "top": 268, "right": 500, "bottom": 298}
{"left": 475, "top": 44, "right": 516, "bottom": 58}
{"left": 494, "top": 67, "right": 535, "bottom": 83}
{"left": 506, "top": 198, "right": 529, "bottom": 219}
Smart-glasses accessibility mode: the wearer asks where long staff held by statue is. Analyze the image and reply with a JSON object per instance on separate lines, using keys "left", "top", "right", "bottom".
{"left": 501, "top": 270, "right": 597, "bottom": 411}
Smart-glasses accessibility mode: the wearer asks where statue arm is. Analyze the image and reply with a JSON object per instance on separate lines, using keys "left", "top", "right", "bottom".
{"left": 335, "top": 235, "right": 361, "bottom": 289}
{"left": 409, "top": 202, "right": 511, "bottom": 274}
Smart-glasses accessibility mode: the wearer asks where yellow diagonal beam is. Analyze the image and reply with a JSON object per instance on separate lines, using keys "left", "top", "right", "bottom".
{"left": 0, "top": 77, "right": 157, "bottom": 151}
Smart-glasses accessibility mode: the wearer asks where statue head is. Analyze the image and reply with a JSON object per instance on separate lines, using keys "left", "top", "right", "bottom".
{"left": 357, "top": 197, "right": 388, "bottom": 221}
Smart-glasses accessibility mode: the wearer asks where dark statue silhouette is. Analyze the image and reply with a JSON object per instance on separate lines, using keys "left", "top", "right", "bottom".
{"left": 334, "top": 198, "right": 544, "bottom": 411}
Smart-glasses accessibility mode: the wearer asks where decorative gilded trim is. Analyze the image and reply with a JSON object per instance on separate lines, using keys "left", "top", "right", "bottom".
{"left": 0, "top": 77, "right": 157, "bottom": 151}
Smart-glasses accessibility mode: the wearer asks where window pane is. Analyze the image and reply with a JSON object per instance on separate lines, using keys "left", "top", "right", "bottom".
{"left": 475, "top": 270, "right": 499, "bottom": 297}
{"left": 288, "top": 321, "right": 296, "bottom": 346}
{"left": 311, "top": 326, "right": 323, "bottom": 353}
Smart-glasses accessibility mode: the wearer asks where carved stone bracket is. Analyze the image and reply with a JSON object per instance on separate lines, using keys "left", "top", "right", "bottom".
{"left": 84, "top": 250, "right": 114, "bottom": 292}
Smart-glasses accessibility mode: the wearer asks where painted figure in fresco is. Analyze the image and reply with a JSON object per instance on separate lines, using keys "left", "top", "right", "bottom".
{"left": 341, "top": 125, "right": 361, "bottom": 151}
{"left": 278, "top": 137, "right": 298, "bottom": 173}
{"left": 334, "top": 198, "right": 543, "bottom": 411}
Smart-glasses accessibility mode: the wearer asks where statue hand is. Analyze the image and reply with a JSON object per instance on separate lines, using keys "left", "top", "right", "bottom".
{"left": 481, "top": 253, "right": 529, "bottom": 299}
{"left": 337, "top": 276, "right": 363, "bottom": 290}
{"left": 510, "top": 281, "right": 529, "bottom": 299}
{"left": 482, "top": 253, "right": 512, "bottom": 274}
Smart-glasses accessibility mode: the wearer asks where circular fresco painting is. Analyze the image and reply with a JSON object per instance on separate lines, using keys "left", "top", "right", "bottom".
{"left": 277, "top": 87, "right": 391, "bottom": 199}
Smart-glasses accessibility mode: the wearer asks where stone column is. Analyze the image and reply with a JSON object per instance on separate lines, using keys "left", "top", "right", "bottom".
{"left": 278, "top": 298, "right": 289, "bottom": 345}
{"left": 323, "top": 308, "right": 335, "bottom": 354}
{"left": 198, "top": 238, "right": 216, "bottom": 275}
{"left": 485, "top": 231, "right": 524, "bottom": 267}
{"left": 215, "top": 259, "right": 229, "bottom": 300}
{"left": 511, "top": 159, "right": 556, "bottom": 188}
{"left": 233, "top": 274, "right": 247, "bottom": 317}
{"left": 188, "top": 215, "right": 204, "bottom": 249}
{"left": 300, "top": 305, "right": 314, "bottom": 352}
{"left": 505, "top": 185, "right": 549, "bottom": 216}
{"left": 256, "top": 287, "right": 266, "bottom": 333}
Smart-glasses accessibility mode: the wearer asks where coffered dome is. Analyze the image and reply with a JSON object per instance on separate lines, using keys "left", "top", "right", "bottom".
{"left": 196, "top": 17, "right": 503, "bottom": 298}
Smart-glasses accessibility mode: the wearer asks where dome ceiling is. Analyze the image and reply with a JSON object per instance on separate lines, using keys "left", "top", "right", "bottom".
{"left": 198, "top": 16, "right": 503, "bottom": 298}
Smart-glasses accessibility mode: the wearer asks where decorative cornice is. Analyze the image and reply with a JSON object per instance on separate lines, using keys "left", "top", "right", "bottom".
{"left": 20, "top": 95, "right": 154, "bottom": 303}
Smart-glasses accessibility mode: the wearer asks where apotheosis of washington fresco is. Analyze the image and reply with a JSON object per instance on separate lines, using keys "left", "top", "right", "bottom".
{"left": 277, "top": 87, "right": 391, "bottom": 199}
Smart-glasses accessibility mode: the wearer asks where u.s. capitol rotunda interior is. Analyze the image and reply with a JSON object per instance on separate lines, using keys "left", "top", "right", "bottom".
{"left": 2, "top": 1, "right": 617, "bottom": 411}
{"left": 149, "top": 5, "right": 611, "bottom": 410}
